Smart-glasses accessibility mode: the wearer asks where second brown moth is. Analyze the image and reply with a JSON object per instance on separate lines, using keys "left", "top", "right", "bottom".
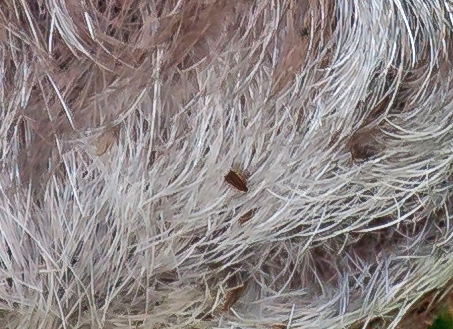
{"left": 238, "top": 208, "right": 257, "bottom": 225}
{"left": 222, "top": 282, "right": 248, "bottom": 313}
{"left": 224, "top": 170, "right": 248, "bottom": 192}
{"left": 95, "top": 125, "right": 120, "bottom": 156}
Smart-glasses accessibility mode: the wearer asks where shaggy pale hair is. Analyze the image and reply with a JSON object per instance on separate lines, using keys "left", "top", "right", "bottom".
{"left": 1, "top": 0, "right": 453, "bottom": 328}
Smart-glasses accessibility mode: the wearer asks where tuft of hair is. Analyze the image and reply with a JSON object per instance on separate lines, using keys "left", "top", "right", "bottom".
{"left": 1, "top": 0, "right": 453, "bottom": 328}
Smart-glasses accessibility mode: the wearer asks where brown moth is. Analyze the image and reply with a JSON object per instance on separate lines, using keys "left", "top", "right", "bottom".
{"left": 222, "top": 282, "right": 247, "bottom": 313}
{"left": 225, "top": 170, "right": 248, "bottom": 192}
{"left": 238, "top": 208, "right": 257, "bottom": 225}
{"left": 271, "top": 324, "right": 287, "bottom": 329}
{"left": 95, "top": 125, "right": 120, "bottom": 156}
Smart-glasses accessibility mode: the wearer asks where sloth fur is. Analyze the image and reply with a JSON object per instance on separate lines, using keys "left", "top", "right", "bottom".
{"left": 1, "top": 0, "right": 453, "bottom": 328}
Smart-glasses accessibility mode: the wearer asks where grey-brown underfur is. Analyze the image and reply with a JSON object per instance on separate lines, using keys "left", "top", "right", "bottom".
{"left": 1, "top": 0, "right": 453, "bottom": 328}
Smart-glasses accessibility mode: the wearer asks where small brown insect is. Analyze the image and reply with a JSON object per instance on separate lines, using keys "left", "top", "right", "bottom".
{"left": 271, "top": 324, "right": 287, "bottom": 329}
{"left": 95, "top": 125, "right": 120, "bottom": 156}
{"left": 222, "top": 282, "right": 247, "bottom": 313}
{"left": 238, "top": 208, "right": 257, "bottom": 225}
{"left": 225, "top": 170, "right": 248, "bottom": 192}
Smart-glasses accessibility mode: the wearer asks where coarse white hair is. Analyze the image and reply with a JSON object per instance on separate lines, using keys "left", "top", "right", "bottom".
{"left": 1, "top": 0, "right": 453, "bottom": 328}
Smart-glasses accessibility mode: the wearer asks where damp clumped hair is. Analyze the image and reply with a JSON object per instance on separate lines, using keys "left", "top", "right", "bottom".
{"left": 1, "top": 0, "right": 453, "bottom": 328}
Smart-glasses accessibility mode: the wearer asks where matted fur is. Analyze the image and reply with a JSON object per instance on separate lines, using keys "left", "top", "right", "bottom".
{"left": 0, "top": 0, "right": 453, "bottom": 328}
